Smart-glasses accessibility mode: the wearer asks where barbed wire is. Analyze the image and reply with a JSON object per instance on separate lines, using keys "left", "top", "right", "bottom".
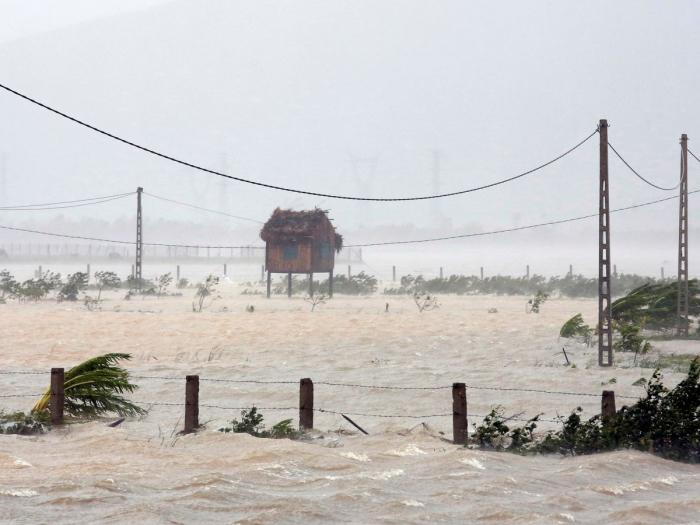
{"left": 0, "top": 370, "right": 640, "bottom": 399}
{"left": 0, "top": 394, "right": 44, "bottom": 398}
{"left": 608, "top": 142, "right": 682, "bottom": 191}
{"left": 0, "top": 82, "right": 596, "bottom": 201}
{"left": 315, "top": 381, "right": 451, "bottom": 390}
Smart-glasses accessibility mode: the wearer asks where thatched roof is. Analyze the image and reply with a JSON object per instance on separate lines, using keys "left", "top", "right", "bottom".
{"left": 260, "top": 208, "right": 343, "bottom": 251}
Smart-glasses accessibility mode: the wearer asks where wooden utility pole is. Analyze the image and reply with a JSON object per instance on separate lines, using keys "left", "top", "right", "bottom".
{"left": 678, "top": 134, "right": 690, "bottom": 337}
{"left": 135, "top": 187, "right": 143, "bottom": 292}
{"left": 598, "top": 120, "right": 613, "bottom": 367}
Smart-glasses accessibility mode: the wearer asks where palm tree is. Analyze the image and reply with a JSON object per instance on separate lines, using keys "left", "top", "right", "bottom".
{"left": 33, "top": 353, "right": 145, "bottom": 418}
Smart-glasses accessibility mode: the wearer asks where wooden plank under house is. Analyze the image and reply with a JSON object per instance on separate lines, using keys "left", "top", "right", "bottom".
{"left": 260, "top": 208, "right": 343, "bottom": 298}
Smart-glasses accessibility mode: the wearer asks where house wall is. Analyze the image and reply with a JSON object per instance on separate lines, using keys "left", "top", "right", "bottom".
{"left": 310, "top": 217, "right": 335, "bottom": 273}
{"left": 266, "top": 239, "right": 313, "bottom": 273}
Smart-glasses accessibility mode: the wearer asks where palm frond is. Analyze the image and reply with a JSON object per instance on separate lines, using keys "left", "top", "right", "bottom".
{"left": 33, "top": 353, "right": 145, "bottom": 418}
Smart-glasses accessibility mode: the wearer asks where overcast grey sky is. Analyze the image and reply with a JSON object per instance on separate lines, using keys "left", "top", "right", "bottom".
{"left": 0, "top": 0, "right": 697, "bottom": 267}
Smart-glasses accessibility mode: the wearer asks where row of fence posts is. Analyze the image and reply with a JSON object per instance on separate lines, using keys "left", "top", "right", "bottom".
{"left": 2, "top": 244, "right": 267, "bottom": 259}
{"left": 386, "top": 265, "right": 633, "bottom": 282}
{"left": 29, "top": 263, "right": 673, "bottom": 286}
{"left": 47, "top": 369, "right": 618, "bottom": 444}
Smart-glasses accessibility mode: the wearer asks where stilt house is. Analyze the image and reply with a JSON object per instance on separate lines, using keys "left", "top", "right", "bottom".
{"left": 261, "top": 208, "right": 343, "bottom": 298}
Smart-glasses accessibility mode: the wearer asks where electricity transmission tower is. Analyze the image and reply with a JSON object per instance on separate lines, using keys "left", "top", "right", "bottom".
{"left": 598, "top": 119, "right": 613, "bottom": 367}
{"left": 678, "top": 134, "right": 689, "bottom": 337}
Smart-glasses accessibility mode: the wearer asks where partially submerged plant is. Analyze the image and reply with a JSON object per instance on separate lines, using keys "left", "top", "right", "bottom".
{"left": 94, "top": 271, "right": 121, "bottom": 300}
{"left": 57, "top": 272, "right": 88, "bottom": 302}
{"left": 559, "top": 314, "right": 593, "bottom": 346}
{"left": 193, "top": 274, "right": 220, "bottom": 312}
{"left": 83, "top": 295, "right": 102, "bottom": 312}
{"left": 0, "top": 410, "right": 50, "bottom": 435}
{"left": 156, "top": 272, "right": 173, "bottom": 299}
{"left": 614, "top": 323, "right": 651, "bottom": 356}
{"left": 218, "top": 407, "right": 301, "bottom": 439}
{"left": 33, "top": 353, "right": 145, "bottom": 418}
{"left": 526, "top": 290, "right": 550, "bottom": 314}
{"left": 304, "top": 293, "right": 327, "bottom": 312}
{"left": 470, "top": 358, "right": 700, "bottom": 463}
{"left": 414, "top": 292, "right": 439, "bottom": 313}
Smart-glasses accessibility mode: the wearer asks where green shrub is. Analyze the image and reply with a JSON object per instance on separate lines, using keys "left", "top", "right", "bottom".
{"left": 0, "top": 410, "right": 50, "bottom": 435}
{"left": 218, "top": 407, "right": 302, "bottom": 439}
{"left": 470, "top": 358, "right": 700, "bottom": 462}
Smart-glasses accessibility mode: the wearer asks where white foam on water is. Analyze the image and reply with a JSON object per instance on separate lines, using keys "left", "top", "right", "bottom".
{"left": 459, "top": 458, "right": 485, "bottom": 470}
{"left": 0, "top": 489, "right": 38, "bottom": 498}
{"left": 340, "top": 452, "right": 371, "bottom": 462}
{"left": 11, "top": 458, "right": 32, "bottom": 468}
{"left": 387, "top": 444, "right": 426, "bottom": 457}
{"left": 360, "top": 469, "right": 405, "bottom": 481}
{"left": 402, "top": 499, "right": 424, "bottom": 507}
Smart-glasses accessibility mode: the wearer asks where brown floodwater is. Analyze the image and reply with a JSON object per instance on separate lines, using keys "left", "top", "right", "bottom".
{"left": 1, "top": 290, "right": 699, "bottom": 523}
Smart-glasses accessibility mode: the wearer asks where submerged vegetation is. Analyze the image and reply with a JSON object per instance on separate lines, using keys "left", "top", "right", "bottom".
{"left": 0, "top": 410, "right": 50, "bottom": 435}
{"left": 471, "top": 359, "right": 700, "bottom": 463}
{"left": 218, "top": 407, "right": 302, "bottom": 439}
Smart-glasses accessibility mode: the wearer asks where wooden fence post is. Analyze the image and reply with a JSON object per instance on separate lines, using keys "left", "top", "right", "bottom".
{"left": 348, "top": 265, "right": 351, "bottom": 279}
{"left": 184, "top": 375, "right": 199, "bottom": 433}
{"left": 602, "top": 390, "right": 616, "bottom": 421}
{"left": 87, "top": 264, "right": 90, "bottom": 282}
{"left": 177, "top": 265, "right": 180, "bottom": 284}
{"left": 440, "top": 267, "right": 443, "bottom": 279}
{"left": 261, "top": 265, "right": 265, "bottom": 283}
{"left": 224, "top": 263, "right": 227, "bottom": 275}
{"left": 452, "top": 382, "right": 467, "bottom": 445}
{"left": 299, "top": 378, "right": 314, "bottom": 430}
{"left": 392, "top": 266, "right": 396, "bottom": 282}
{"left": 50, "top": 368, "right": 64, "bottom": 425}
{"left": 288, "top": 273, "right": 292, "bottom": 298}
{"left": 526, "top": 265, "right": 529, "bottom": 279}
{"left": 480, "top": 267, "right": 484, "bottom": 281}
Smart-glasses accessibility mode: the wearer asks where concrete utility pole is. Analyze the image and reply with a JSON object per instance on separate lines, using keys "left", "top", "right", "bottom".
{"left": 598, "top": 120, "right": 613, "bottom": 367}
{"left": 135, "top": 187, "right": 143, "bottom": 292}
{"left": 678, "top": 134, "right": 690, "bottom": 337}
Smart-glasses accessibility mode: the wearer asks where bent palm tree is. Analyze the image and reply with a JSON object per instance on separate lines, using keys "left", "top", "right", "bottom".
{"left": 33, "top": 353, "right": 145, "bottom": 418}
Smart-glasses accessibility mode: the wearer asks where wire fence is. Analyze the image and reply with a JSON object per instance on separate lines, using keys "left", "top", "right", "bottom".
{"left": 0, "top": 369, "right": 641, "bottom": 426}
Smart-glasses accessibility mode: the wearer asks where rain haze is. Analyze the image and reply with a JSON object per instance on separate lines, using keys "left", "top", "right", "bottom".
{"left": 1, "top": 2, "right": 699, "bottom": 524}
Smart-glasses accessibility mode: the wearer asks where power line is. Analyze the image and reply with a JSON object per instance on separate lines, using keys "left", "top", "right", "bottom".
{"left": 345, "top": 190, "right": 699, "bottom": 247}
{"left": 0, "top": 193, "right": 133, "bottom": 211}
{"left": 0, "top": 224, "right": 263, "bottom": 249}
{"left": 144, "top": 191, "right": 263, "bottom": 223}
{"left": 608, "top": 142, "right": 682, "bottom": 191}
{"left": 0, "top": 191, "right": 134, "bottom": 210}
{"left": 0, "top": 82, "right": 596, "bottom": 201}
{"left": 689, "top": 149, "right": 700, "bottom": 164}
{"left": 0, "top": 189, "right": 694, "bottom": 249}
